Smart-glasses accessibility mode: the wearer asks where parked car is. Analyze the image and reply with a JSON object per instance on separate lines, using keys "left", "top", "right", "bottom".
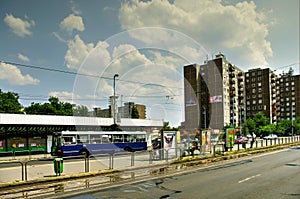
{"left": 234, "top": 136, "right": 248, "bottom": 144}
{"left": 246, "top": 133, "right": 256, "bottom": 139}
{"left": 263, "top": 134, "right": 278, "bottom": 140}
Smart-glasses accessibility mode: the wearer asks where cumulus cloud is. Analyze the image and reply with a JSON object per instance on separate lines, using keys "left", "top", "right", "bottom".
{"left": 48, "top": 91, "right": 80, "bottom": 104}
{"left": 4, "top": 14, "right": 35, "bottom": 37}
{"left": 64, "top": 33, "right": 188, "bottom": 126}
{"left": 60, "top": 14, "right": 85, "bottom": 34}
{"left": 64, "top": 35, "right": 95, "bottom": 70}
{"left": 119, "top": 0, "right": 273, "bottom": 67}
{"left": 17, "top": 53, "right": 30, "bottom": 62}
{"left": 0, "top": 62, "right": 39, "bottom": 85}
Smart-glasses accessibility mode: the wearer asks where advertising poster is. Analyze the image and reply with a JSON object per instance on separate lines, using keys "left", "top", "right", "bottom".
{"left": 226, "top": 128, "right": 235, "bottom": 148}
{"left": 201, "top": 130, "right": 211, "bottom": 152}
{"left": 163, "top": 131, "right": 176, "bottom": 149}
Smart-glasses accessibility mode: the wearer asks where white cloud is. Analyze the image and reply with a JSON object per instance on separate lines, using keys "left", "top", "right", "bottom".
{"left": 4, "top": 14, "right": 35, "bottom": 37}
{"left": 48, "top": 91, "right": 80, "bottom": 104}
{"left": 0, "top": 62, "right": 39, "bottom": 85}
{"left": 17, "top": 53, "right": 30, "bottom": 62}
{"left": 64, "top": 35, "right": 95, "bottom": 70}
{"left": 119, "top": 0, "right": 274, "bottom": 67}
{"left": 60, "top": 14, "right": 85, "bottom": 34}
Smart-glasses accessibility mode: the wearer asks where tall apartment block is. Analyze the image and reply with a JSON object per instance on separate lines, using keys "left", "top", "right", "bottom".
{"left": 183, "top": 53, "right": 245, "bottom": 130}
{"left": 276, "top": 74, "right": 300, "bottom": 121}
{"left": 244, "top": 68, "right": 277, "bottom": 123}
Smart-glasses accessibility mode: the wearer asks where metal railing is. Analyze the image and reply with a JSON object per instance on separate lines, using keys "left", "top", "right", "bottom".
{"left": 0, "top": 136, "right": 299, "bottom": 184}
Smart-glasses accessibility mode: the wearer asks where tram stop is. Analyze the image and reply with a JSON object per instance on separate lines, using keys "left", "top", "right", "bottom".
{"left": 54, "top": 157, "right": 64, "bottom": 176}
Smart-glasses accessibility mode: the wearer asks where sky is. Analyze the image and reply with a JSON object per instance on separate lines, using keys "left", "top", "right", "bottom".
{"left": 0, "top": 0, "right": 299, "bottom": 127}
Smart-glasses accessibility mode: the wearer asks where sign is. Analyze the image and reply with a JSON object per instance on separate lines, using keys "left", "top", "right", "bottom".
{"left": 210, "top": 95, "right": 222, "bottom": 103}
{"left": 163, "top": 131, "right": 176, "bottom": 149}
{"left": 201, "top": 130, "right": 211, "bottom": 151}
{"left": 186, "top": 98, "right": 197, "bottom": 106}
{"left": 226, "top": 128, "right": 235, "bottom": 148}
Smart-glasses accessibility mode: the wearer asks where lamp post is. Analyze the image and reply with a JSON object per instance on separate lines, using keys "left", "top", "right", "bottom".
{"left": 113, "top": 74, "right": 119, "bottom": 125}
{"left": 202, "top": 106, "right": 206, "bottom": 129}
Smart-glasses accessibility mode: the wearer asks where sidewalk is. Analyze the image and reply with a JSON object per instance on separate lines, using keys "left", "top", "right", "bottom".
{"left": 0, "top": 153, "right": 52, "bottom": 162}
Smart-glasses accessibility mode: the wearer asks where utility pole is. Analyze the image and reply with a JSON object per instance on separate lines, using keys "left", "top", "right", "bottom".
{"left": 113, "top": 74, "right": 119, "bottom": 125}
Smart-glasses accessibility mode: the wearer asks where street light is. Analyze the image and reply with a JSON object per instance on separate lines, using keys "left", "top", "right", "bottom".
{"left": 113, "top": 74, "right": 119, "bottom": 124}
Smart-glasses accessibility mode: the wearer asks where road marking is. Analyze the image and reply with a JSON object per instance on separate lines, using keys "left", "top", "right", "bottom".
{"left": 238, "top": 174, "right": 261, "bottom": 183}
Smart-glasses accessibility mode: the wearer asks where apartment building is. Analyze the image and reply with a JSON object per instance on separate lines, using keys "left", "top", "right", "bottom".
{"left": 183, "top": 53, "right": 245, "bottom": 130}
{"left": 245, "top": 68, "right": 277, "bottom": 123}
{"left": 276, "top": 74, "right": 300, "bottom": 121}
{"left": 93, "top": 101, "right": 146, "bottom": 119}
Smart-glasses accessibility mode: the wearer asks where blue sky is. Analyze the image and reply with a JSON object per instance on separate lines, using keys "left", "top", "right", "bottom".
{"left": 0, "top": 0, "right": 299, "bottom": 127}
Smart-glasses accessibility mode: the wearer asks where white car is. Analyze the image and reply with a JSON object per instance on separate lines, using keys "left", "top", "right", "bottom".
{"left": 263, "top": 134, "right": 278, "bottom": 140}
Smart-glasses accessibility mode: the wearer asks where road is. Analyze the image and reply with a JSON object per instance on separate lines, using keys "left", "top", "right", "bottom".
{"left": 65, "top": 146, "right": 300, "bottom": 199}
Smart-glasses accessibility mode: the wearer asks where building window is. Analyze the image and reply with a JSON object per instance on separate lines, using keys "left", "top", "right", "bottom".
{"left": 252, "top": 72, "right": 256, "bottom": 76}
{"left": 280, "top": 79, "right": 283, "bottom": 82}
{"left": 258, "top": 71, "right": 261, "bottom": 75}
{"left": 258, "top": 77, "right": 261, "bottom": 81}
{"left": 252, "top": 89, "right": 256, "bottom": 93}
{"left": 258, "top": 88, "right": 262, "bottom": 93}
{"left": 252, "top": 84, "right": 255, "bottom": 87}
{"left": 246, "top": 73, "right": 249, "bottom": 77}
{"left": 252, "top": 78, "right": 255, "bottom": 82}
{"left": 253, "top": 100, "right": 256, "bottom": 104}
{"left": 258, "top": 94, "right": 262, "bottom": 98}
{"left": 259, "top": 99, "right": 262, "bottom": 104}
{"left": 258, "top": 82, "right": 261, "bottom": 87}
{"left": 258, "top": 105, "right": 262, "bottom": 110}
{"left": 252, "top": 106, "right": 256, "bottom": 110}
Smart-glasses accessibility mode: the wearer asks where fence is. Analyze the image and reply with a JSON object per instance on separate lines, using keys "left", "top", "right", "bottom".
{"left": 0, "top": 136, "right": 299, "bottom": 184}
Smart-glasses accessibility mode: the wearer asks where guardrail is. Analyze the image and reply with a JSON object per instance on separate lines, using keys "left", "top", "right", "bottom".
{"left": 0, "top": 136, "right": 299, "bottom": 184}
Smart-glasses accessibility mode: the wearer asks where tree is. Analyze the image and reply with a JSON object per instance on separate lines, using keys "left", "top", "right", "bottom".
{"left": 0, "top": 89, "right": 22, "bottom": 113}
{"left": 73, "top": 105, "right": 90, "bottom": 116}
{"left": 243, "top": 118, "right": 256, "bottom": 135}
{"left": 131, "top": 106, "right": 139, "bottom": 119}
{"left": 24, "top": 96, "right": 73, "bottom": 116}
{"left": 162, "top": 122, "right": 179, "bottom": 131}
{"left": 253, "top": 112, "right": 270, "bottom": 127}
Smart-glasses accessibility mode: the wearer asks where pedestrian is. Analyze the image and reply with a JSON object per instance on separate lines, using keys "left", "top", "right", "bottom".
{"left": 250, "top": 132, "right": 255, "bottom": 148}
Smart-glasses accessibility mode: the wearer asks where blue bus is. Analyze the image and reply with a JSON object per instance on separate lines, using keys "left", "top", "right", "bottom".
{"left": 51, "top": 131, "right": 147, "bottom": 157}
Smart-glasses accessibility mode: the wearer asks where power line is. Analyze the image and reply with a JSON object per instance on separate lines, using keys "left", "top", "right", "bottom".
{"left": 0, "top": 60, "right": 183, "bottom": 90}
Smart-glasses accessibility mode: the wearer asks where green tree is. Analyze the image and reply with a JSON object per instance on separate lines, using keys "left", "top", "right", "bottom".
{"left": 162, "top": 121, "right": 179, "bottom": 131}
{"left": 0, "top": 89, "right": 22, "bottom": 113}
{"left": 24, "top": 96, "right": 73, "bottom": 115}
{"left": 131, "top": 106, "right": 139, "bottom": 119}
{"left": 73, "top": 105, "right": 89, "bottom": 116}
{"left": 243, "top": 118, "right": 256, "bottom": 136}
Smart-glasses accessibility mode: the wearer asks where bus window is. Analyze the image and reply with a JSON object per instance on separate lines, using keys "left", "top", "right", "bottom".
{"left": 62, "top": 135, "right": 76, "bottom": 145}
{"left": 90, "top": 134, "right": 101, "bottom": 144}
{"left": 101, "top": 135, "right": 110, "bottom": 143}
{"left": 124, "top": 134, "right": 133, "bottom": 142}
{"left": 112, "top": 134, "right": 123, "bottom": 143}
{"left": 78, "top": 135, "right": 89, "bottom": 144}
{"left": 136, "top": 134, "right": 146, "bottom": 142}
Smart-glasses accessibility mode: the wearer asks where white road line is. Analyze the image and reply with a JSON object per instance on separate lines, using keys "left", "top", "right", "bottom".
{"left": 238, "top": 174, "right": 261, "bottom": 183}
